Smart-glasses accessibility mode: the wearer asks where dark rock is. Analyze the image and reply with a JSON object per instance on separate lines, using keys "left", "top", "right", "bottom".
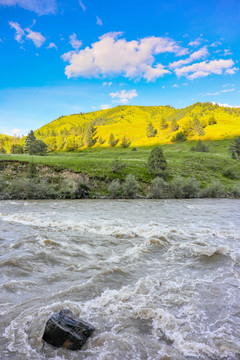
{"left": 42, "top": 309, "right": 95, "bottom": 351}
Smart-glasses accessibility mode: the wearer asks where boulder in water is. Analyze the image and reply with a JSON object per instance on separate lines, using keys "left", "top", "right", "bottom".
{"left": 42, "top": 309, "right": 95, "bottom": 350}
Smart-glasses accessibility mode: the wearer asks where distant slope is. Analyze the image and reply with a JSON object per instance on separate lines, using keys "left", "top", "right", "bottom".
{"left": 34, "top": 102, "right": 240, "bottom": 151}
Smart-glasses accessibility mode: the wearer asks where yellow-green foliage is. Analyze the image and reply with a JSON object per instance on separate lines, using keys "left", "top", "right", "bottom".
{"left": 4, "top": 102, "right": 240, "bottom": 153}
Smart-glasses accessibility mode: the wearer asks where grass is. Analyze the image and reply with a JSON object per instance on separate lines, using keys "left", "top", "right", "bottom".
{"left": 0, "top": 139, "right": 239, "bottom": 193}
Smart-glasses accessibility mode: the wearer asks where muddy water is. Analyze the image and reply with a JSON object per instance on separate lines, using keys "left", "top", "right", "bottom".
{"left": 0, "top": 199, "right": 240, "bottom": 360}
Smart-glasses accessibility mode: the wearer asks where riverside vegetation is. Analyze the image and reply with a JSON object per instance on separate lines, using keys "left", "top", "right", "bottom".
{"left": 0, "top": 103, "right": 240, "bottom": 199}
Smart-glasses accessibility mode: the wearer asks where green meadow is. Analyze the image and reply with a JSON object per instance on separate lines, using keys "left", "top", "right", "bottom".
{"left": 1, "top": 139, "right": 239, "bottom": 194}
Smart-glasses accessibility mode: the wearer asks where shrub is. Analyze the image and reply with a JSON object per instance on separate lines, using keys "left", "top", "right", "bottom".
{"left": 171, "top": 131, "right": 187, "bottom": 142}
{"left": 27, "top": 162, "right": 37, "bottom": 178}
{"left": 170, "top": 177, "right": 200, "bottom": 198}
{"left": 229, "top": 136, "right": 240, "bottom": 160}
{"left": 231, "top": 183, "right": 240, "bottom": 198}
{"left": 132, "top": 147, "right": 137, "bottom": 151}
{"left": 111, "top": 159, "right": 126, "bottom": 174}
{"left": 223, "top": 166, "right": 239, "bottom": 180}
{"left": 190, "top": 140, "right": 209, "bottom": 152}
{"left": 208, "top": 116, "right": 217, "bottom": 125}
{"left": 0, "top": 175, "right": 6, "bottom": 192}
{"left": 108, "top": 179, "right": 122, "bottom": 198}
{"left": 199, "top": 181, "right": 225, "bottom": 198}
{"left": 150, "top": 177, "right": 170, "bottom": 198}
{"left": 75, "top": 180, "right": 90, "bottom": 198}
{"left": 147, "top": 146, "right": 167, "bottom": 177}
{"left": 123, "top": 174, "right": 139, "bottom": 198}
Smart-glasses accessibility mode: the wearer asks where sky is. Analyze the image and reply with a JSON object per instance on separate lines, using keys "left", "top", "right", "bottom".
{"left": 0, "top": 0, "right": 240, "bottom": 135}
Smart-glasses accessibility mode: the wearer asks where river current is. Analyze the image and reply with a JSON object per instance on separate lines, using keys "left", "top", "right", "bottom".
{"left": 0, "top": 199, "right": 240, "bottom": 360}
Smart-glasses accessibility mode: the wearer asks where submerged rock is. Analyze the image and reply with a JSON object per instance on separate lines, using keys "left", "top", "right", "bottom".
{"left": 42, "top": 309, "right": 95, "bottom": 350}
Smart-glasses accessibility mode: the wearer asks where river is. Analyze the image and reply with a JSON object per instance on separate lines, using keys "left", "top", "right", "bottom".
{"left": 0, "top": 199, "right": 240, "bottom": 360}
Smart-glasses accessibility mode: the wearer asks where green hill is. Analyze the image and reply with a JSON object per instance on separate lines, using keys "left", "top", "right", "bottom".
{"left": 34, "top": 102, "right": 240, "bottom": 152}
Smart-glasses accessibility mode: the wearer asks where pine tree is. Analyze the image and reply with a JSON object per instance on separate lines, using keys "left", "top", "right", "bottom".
{"left": 120, "top": 136, "right": 130, "bottom": 148}
{"left": 108, "top": 133, "right": 118, "bottom": 147}
{"left": 147, "top": 146, "right": 167, "bottom": 176}
{"left": 24, "top": 130, "right": 36, "bottom": 153}
{"left": 146, "top": 122, "right": 157, "bottom": 137}
{"left": 171, "top": 119, "right": 179, "bottom": 132}
{"left": 160, "top": 117, "right": 168, "bottom": 130}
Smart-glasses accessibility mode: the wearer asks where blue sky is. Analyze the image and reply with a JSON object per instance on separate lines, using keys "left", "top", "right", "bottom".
{"left": 0, "top": 0, "right": 240, "bottom": 135}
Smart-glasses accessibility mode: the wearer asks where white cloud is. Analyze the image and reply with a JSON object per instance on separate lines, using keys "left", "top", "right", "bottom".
{"left": 9, "top": 21, "right": 25, "bottom": 43}
{"left": 101, "top": 104, "right": 111, "bottom": 109}
{"left": 62, "top": 33, "right": 187, "bottom": 81}
{"left": 169, "top": 46, "right": 208, "bottom": 69}
{"left": 175, "top": 59, "right": 237, "bottom": 80}
{"left": 224, "top": 49, "right": 232, "bottom": 56}
{"left": 79, "top": 0, "right": 86, "bottom": 11}
{"left": 188, "top": 37, "right": 203, "bottom": 47}
{"left": 103, "top": 82, "right": 112, "bottom": 86}
{"left": 173, "top": 84, "right": 179, "bottom": 87}
{"left": 69, "top": 33, "right": 82, "bottom": 51}
{"left": 47, "top": 42, "right": 57, "bottom": 50}
{"left": 0, "top": 0, "right": 56, "bottom": 15}
{"left": 110, "top": 89, "right": 138, "bottom": 104}
{"left": 205, "top": 88, "right": 235, "bottom": 96}
{"left": 211, "top": 102, "right": 240, "bottom": 108}
{"left": 96, "top": 15, "right": 103, "bottom": 26}
{"left": 225, "top": 67, "right": 238, "bottom": 75}
{"left": 25, "top": 28, "right": 46, "bottom": 47}
{"left": 12, "top": 127, "right": 28, "bottom": 136}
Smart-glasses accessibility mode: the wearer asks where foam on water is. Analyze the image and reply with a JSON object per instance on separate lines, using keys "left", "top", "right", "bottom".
{"left": 1, "top": 199, "right": 240, "bottom": 360}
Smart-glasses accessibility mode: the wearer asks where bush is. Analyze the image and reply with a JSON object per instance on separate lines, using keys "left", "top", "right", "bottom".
{"left": 223, "top": 166, "right": 239, "bottom": 180}
{"left": 0, "top": 175, "right": 6, "bottom": 192}
{"left": 150, "top": 177, "right": 170, "bottom": 198}
{"left": 75, "top": 180, "right": 90, "bottom": 198}
{"left": 123, "top": 174, "right": 139, "bottom": 198}
{"left": 229, "top": 137, "right": 240, "bottom": 160}
{"left": 27, "top": 162, "right": 37, "bottom": 178}
{"left": 231, "top": 183, "right": 240, "bottom": 198}
{"left": 111, "top": 159, "right": 126, "bottom": 174}
{"left": 171, "top": 131, "right": 187, "bottom": 142}
{"left": 108, "top": 133, "right": 118, "bottom": 147}
{"left": 199, "top": 181, "right": 225, "bottom": 198}
{"left": 170, "top": 177, "right": 200, "bottom": 199}
{"left": 190, "top": 140, "right": 209, "bottom": 153}
{"left": 108, "top": 179, "right": 122, "bottom": 198}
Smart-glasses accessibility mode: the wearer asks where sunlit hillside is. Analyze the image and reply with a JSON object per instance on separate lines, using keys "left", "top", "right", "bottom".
{"left": 33, "top": 102, "right": 240, "bottom": 151}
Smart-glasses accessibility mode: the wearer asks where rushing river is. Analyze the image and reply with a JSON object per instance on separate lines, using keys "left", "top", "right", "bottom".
{"left": 0, "top": 199, "right": 240, "bottom": 360}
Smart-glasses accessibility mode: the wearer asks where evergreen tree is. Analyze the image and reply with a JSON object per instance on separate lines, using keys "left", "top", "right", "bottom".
{"left": 171, "top": 119, "right": 179, "bottom": 132}
{"left": 83, "top": 124, "right": 96, "bottom": 147}
{"left": 98, "top": 136, "right": 104, "bottom": 145}
{"left": 171, "top": 131, "right": 187, "bottom": 142}
{"left": 146, "top": 122, "right": 157, "bottom": 137}
{"left": 120, "top": 136, "right": 130, "bottom": 148}
{"left": 208, "top": 116, "right": 217, "bottom": 125}
{"left": 160, "top": 117, "right": 168, "bottom": 130}
{"left": 229, "top": 137, "right": 240, "bottom": 160}
{"left": 108, "top": 133, "right": 118, "bottom": 147}
{"left": 147, "top": 146, "right": 167, "bottom": 176}
{"left": 27, "top": 162, "right": 37, "bottom": 178}
{"left": 24, "top": 130, "right": 36, "bottom": 153}
{"left": 193, "top": 116, "right": 205, "bottom": 136}
{"left": 28, "top": 140, "right": 47, "bottom": 155}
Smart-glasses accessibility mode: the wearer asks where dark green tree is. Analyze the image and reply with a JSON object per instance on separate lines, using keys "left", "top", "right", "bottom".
{"left": 190, "top": 140, "right": 209, "bottom": 152}
{"left": 146, "top": 122, "right": 157, "bottom": 137}
{"left": 108, "top": 133, "right": 118, "bottom": 147}
{"left": 24, "top": 130, "right": 36, "bottom": 153}
{"left": 83, "top": 124, "right": 96, "bottom": 147}
{"left": 120, "top": 136, "right": 131, "bottom": 148}
{"left": 11, "top": 144, "right": 24, "bottom": 154}
{"left": 28, "top": 140, "right": 47, "bottom": 155}
{"left": 171, "top": 131, "right": 187, "bottom": 142}
{"left": 208, "top": 116, "right": 217, "bottom": 125}
{"left": 229, "top": 136, "right": 240, "bottom": 160}
{"left": 147, "top": 146, "right": 167, "bottom": 176}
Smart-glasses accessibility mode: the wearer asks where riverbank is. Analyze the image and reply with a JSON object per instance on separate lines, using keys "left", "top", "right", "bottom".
{"left": 0, "top": 152, "right": 239, "bottom": 199}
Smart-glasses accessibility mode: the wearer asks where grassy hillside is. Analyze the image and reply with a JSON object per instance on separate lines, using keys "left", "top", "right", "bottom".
{"left": 33, "top": 102, "right": 240, "bottom": 152}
